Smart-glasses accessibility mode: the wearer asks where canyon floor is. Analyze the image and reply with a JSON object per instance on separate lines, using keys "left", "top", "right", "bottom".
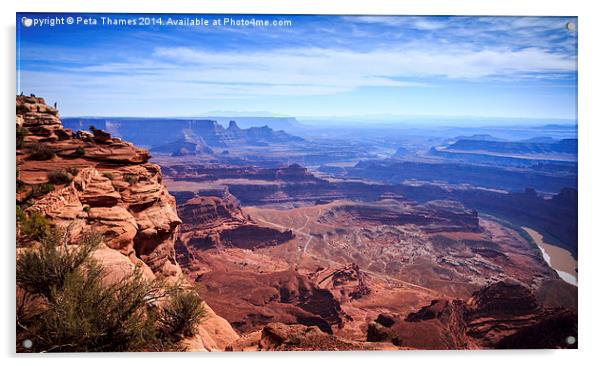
{"left": 160, "top": 158, "right": 577, "bottom": 349}
{"left": 17, "top": 96, "right": 578, "bottom": 351}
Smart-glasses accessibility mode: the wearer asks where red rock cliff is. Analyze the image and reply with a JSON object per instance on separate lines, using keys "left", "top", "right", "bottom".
{"left": 16, "top": 96, "right": 182, "bottom": 279}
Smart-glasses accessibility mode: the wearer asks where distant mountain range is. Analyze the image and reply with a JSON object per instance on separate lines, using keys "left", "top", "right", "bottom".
{"left": 446, "top": 138, "right": 577, "bottom": 155}
{"left": 204, "top": 116, "right": 301, "bottom": 131}
{"left": 150, "top": 136, "right": 215, "bottom": 157}
{"left": 62, "top": 118, "right": 304, "bottom": 151}
{"left": 451, "top": 134, "right": 505, "bottom": 142}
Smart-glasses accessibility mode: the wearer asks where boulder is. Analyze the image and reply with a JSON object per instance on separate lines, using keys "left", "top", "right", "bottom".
{"left": 180, "top": 303, "right": 240, "bottom": 352}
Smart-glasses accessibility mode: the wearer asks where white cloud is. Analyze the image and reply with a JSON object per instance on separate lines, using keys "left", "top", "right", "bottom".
{"left": 343, "top": 16, "right": 447, "bottom": 30}
{"left": 20, "top": 43, "right": 576, "bottom": 105}
{"left": 152, "top": 44, "right": 574, "bottom": 82}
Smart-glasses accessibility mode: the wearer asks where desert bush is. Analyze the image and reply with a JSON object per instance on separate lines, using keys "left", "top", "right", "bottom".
{"left": 16, "top": 230, "right": 101, "bottom": 301}
{"left": 16, "top": 229, "right": 157, "bottom": 352}
{"left": 17, "top": 127, "right": 29, "bottom": 148}
{"left": 47, "top": 170, "right": 73, "bottom": 185}
{"left": 17, "top": 103, "right": 29, "bottom": 115}
{"left": 16, "top": 228, "right": 206, "bottom": 352}
{"left": 31, "top": 183, "right": 54, "bottom": 198}
{"left": 29, "top": 265, "right": 165, "bottom": 352}
{"left": 18, "top": 212, "right": 50, "bottom": 241}
{"left": 158, "top": 289, "right": 206, "bottom": 341}
{"left": 123, "top": 173, "right": 139, "bottom": 185}
{"left": 73, "top": 146, "right": 85, "bottom": 157}
{"left": 102, "top": 172, "right": 114, "bottom": 180}
{"left": 16, "top": 205, "right": 26, "bottom": 222}
{"left": 28, "top": 143, "right": 56, "bottom": 161}
{"left": 17, "top": 167, "right": 26, "bottom": 191}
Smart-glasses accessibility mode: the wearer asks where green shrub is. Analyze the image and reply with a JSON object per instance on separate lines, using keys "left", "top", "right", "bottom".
{"left": 159, "top": 289, "right": 206, "bottom": 341}
{"left": 28, "top": 143, "right": 56, "bottom": 161}
{"left": 16, "top": 230, "right": 170, "bottom": 352}
{"left": 17, "top": 167, "right": 25, "bottom": 191}
{"left": 123, "top": 173, "right": 139, "bottom": 185}
{"left": 28, "top": 266, "right": 161, "bottom": 352}
{"left": 31, "top": 183, "right": 54, "bottom": 198}
{"left": 102, "top": 172, "right": 114, "bottom": 180}
{"left": 16, "top": 205, "right": 26, "bottom": 222}
{"left": 16, "top": 229, "right": 206, "bottom": 352}
{"left": 17, "top": 126, "right": 29, "bottom": 148}
{"left": 18, "top": 212, "right": 50, "bottom": 241}
{"left": 47, "top": 170, "right": 73, "bottom": 185}
{"left": 16, "top": 230, "right": 100, "bottom": 300}
{"left": 17, "top": 103, "right": 29, "bottom": 115}
{"left": 73, "top": 146, "right": 85, "bottom": 157}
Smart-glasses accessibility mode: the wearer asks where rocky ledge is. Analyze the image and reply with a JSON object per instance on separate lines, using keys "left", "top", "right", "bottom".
{"left": 17, "top": 96, "right": 180, "bottom": 278}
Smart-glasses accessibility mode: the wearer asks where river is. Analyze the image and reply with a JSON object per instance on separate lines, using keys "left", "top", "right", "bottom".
{"left": 522, "top": 227, "right": 577, "bottom": 286}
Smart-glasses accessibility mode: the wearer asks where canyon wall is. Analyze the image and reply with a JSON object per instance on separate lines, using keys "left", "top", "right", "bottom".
{"left": 16, "top": 96, "right": 240, "bottom": 351}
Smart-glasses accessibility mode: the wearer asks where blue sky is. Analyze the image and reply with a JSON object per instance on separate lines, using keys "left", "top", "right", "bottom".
{"left": 16, "top": 14, "right": 577, "bottom": 122}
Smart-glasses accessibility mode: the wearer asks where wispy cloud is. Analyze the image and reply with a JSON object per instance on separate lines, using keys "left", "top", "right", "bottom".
{"left": 345, "top": 16, "right": 447, "bottom": 30}
{"left": 20, "top": 41, "right": 576, "bottom": 106}
{"left": 17, "top": 15, "right": 578, "bottom": 118}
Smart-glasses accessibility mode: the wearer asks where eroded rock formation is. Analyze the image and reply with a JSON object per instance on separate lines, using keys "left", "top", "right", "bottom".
{"left": 319, "top": 200, "right": 480, "bottom": 233}
{"left": 17, "top": 96, "right": 182, "bottom": 278}
{"left": 176, "top": 191, "right": 293, "bottom": 253}
{"left": 366, "top": 281, "right": 577, "bottom": 349}
{"left": 255, "top": 322, "right": 398, "bottom": 351}
{"left": 16, "top": 95, "right": 244, "bottom": 352}
{"left": 191, "top": 268, "right": 347, "bottom": 334}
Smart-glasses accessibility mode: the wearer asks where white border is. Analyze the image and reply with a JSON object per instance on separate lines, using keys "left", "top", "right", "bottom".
{"left": 2, "top": 1, "right": 600, "bottom": 365}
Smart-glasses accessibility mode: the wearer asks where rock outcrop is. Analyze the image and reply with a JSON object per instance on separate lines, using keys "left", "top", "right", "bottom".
{"left": 16, "top": 95, "right": 242, "bottom": 352}
{"left": 17, "top": 95, "right": 181, "bottom": 279}
{"left": 443, "top": 138, "right": 577, "bottom": 155}
{"left": 319, "top": 200, "right": 480, "bottom": 233}
{"left": 226, "top": 323, "right": 400, "bottom": 351}
{"left": 191, "top": 268, "right": 347, "bottom": 335}
{"left": 179, "top": 304, "right": 240, "bottom": 352}
{"left": 254, "top": 322, "right": 398, "bottom": 351}
{"left": 310, "top": 263, "right": 371, "bottom": 301}
{"left": 16, "top": 96, "right": 63, "bottom": 142}
{"left": 366, "top": 281, "right": 577, "bottom": 349}
{"left": 150, "top": 137, "right": 214, "bottom": 157}
{"left": 177, "top": 191, "right": 293, "bottom": 253}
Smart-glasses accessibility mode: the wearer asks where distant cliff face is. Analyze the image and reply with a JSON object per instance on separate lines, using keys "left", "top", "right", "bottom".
{"left": 62, "top": 117, "right": 304, "bottom": 151}
{"left": 16, "top": 96, "right": 182, "bottom": 279}
{"left": 446, "top": 138, "right": 577, "bottom": 155}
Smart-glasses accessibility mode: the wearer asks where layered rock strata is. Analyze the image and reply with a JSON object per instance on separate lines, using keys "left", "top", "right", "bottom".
{"left": 366, "top": 281, "right": 577, "bottom": 349}
{"left": 17, "top": 95, "right": 180, "bottom": 278}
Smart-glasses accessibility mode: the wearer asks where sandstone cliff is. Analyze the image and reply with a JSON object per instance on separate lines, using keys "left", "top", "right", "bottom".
{"left": 17, "top": 96, "right": 181, "bottom": 278}
{"left": 16, "top": 95, "right": 239, "bottom": 351}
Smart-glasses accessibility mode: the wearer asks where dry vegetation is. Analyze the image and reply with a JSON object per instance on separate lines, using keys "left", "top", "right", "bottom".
{"left": 16, "top": 228, "right": 205, "bottom": 352}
